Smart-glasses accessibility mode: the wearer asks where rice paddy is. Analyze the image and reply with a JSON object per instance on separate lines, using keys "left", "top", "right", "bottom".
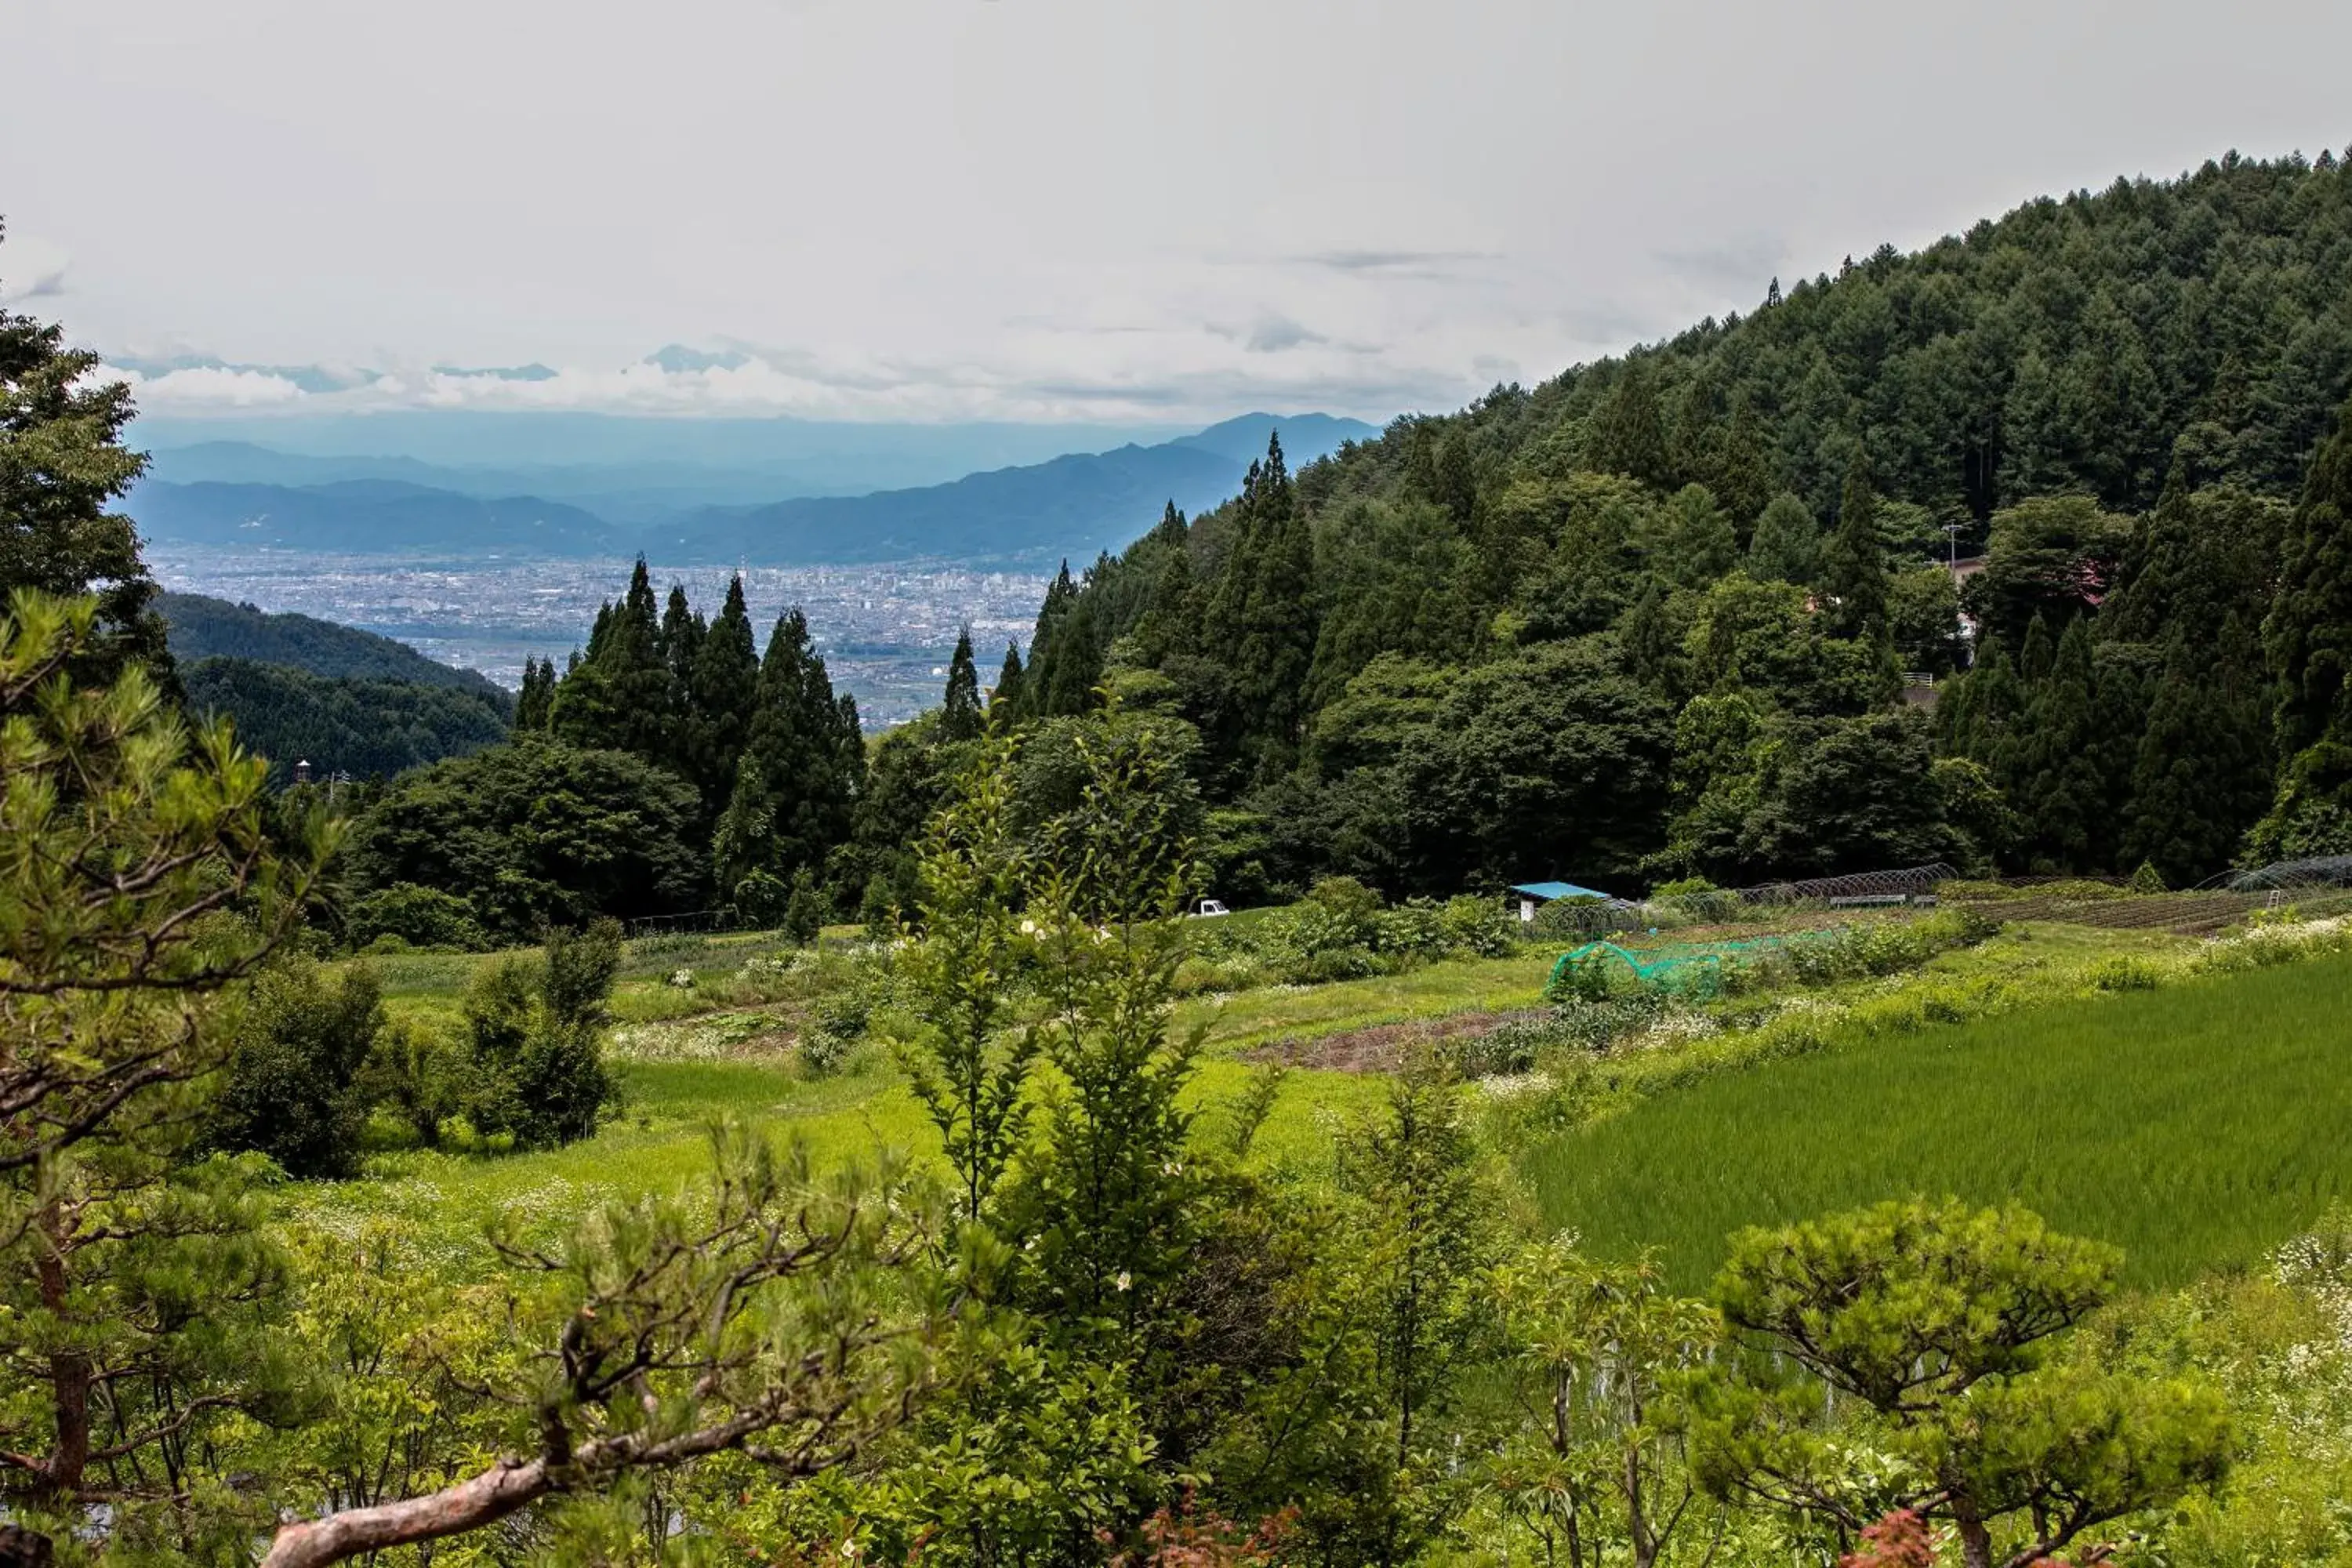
{"left": 1523, "top": 946, "right": 2352, "bottom": 1290}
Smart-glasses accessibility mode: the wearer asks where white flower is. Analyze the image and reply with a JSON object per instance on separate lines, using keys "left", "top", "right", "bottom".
{"left": 1020, "top": 919, "right": 1037, "bottom": 935}
{"left": 1115, "top": 1270, "right": 1132, "bottom": 1292}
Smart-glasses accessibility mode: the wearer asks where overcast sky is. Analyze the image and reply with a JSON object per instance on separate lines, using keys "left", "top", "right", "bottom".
{"left": 5, "top": 0, "right": 2349, "bottom": 425}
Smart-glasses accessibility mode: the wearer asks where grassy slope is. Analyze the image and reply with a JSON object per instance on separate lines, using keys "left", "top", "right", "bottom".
{"left": 1523, "top": 947, "right": 2352, "bottom": 1290}
{"left": 309, "top": 937, "right": 1519, "bottom": 1233}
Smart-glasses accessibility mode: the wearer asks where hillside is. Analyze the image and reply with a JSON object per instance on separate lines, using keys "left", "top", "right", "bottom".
{"left": 1005, "top": 150, "right": 2352, "bottom": 896}
{"left": 180, "top": 655, "right": 512, "bottom": 786}
{"left": 157, "top": 590, "right": 510, "bottom": 700}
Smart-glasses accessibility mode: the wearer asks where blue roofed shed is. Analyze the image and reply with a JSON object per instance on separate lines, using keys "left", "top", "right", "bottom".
{"left": 1508, "top": 880, "right": 1617, "bottom": 923}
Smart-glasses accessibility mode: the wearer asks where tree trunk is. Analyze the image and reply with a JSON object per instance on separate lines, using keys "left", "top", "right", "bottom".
{"left": 35, "top": 1217, "right": 89, "bottom": 1503}
{"left": 260, "top": 1457, "right": 553, "bottom": 1568}
{"left": 1953, "top": 1499, "right": 1994, "bottom": 1568}
{"left": 0, "top": 1524, "right": 53, "bottom": 1567}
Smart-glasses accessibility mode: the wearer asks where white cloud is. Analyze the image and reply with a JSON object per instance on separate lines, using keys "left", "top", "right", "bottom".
{"left": 102, "top": 362, "right": 310, "bottom": 408}
{"left": 14, "top": 0, "right": 2348, "bottom": 427}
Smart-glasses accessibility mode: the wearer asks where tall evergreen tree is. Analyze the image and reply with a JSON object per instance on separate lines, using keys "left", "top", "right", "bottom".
{"left": 1588, "top": 358, "right": 1671, "bottom": 488}
{"left": 1020, "top": 562, "right": 1080, "bottom": 720}
{"left": 1131, "top": 503, "right": 1197, "bottom": 664}
{"left": 0, "top": 223, "right": 169, "bottom": 687}
{"left": 2015, "top": 616, "right": 2105, "bottom": 869}
{"left": 1199, "top": 434, "right": 1318, "bottom": 777}
{"left": 550, "top": 557, "right": 675, "bottom": 764}
{"left": 1746, "top": 493, "right": 1819, "bottom": 585}
{"left": 2266, "top": 392, "right": 2352, "bottom": 760}
{"left": 1819, "top": 455, "right": 1889, "bottom": 641}
{"left": 2126, "top": 615, "right": 2274, "bottom": 882}
{"left": 1038, "top": 590, "right": 1103, "bottom": 717}
{"left": 1663, "top": 484, "right": 1737, "bottom": 587}
{"left": 659, "top": 583, "right": 704, "bottom": 735}
{"left": 1715, "top": 390, "right": 1779, "bottom": 534}
{"left": 513, "top": 657, "right": 555, "bottom": 731}
{"left": 991, "top": 641, "right": 1026, "bottom": 723}
{"left": 688, "top": 574, "right": 762, "bottom": 815}
{"left": 711, "top": 608, "right": 864, "bottom": 907}
{"left": 939, "top": 625, "right": 983, "bottom": 742}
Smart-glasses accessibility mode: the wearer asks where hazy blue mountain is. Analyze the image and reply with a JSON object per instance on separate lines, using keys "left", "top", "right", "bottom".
{"left": 143, "top": 443, "right": 886, "bottom": 521}
{"left": 129, "top": 478, "right": 619, "bottom": 555}
{"left": 128, "top": 412, "right": 1383, "bottom": 565}
{"left": 1174, "top": 412, "right": 1379, "bottom": 464}
{"left": 147, "top": 442, "right": 473, "bottom": 488}
{"left": 676, "top": 412, "right": 1382, "bottom": 565}
{"left": 132, "top": 411, "right": 1198, "bottom": 485}
{"left": 158, "top": 591, "right": 510, "bottom": 699}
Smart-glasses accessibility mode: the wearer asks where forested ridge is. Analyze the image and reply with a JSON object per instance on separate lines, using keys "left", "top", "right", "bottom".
{"left": 180, "top": 655, "right": 512, "bottom": 786}
{"left": 1000, "top": 150, "right": 2352, "bottom": 895}
{"left": 158, "top": 590, "right": 508, "bottom": 697}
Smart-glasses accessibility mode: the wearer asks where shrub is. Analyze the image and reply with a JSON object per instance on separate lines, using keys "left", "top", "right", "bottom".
{"left": 358, "top": 1017, "right": 466, "bottom": 1149}
{"left": 212, "top": 960, "right": 387, "bottom": 1178}
{"left": 782, "top": 868, "right": 828, "bottom": 946}
{"left": 2088, "top": 955, "right": 2161, "bottom": 992}
{"left": 1437, "top": 894, "right": 1516, "bottom": 957}
{"left": 459, "top": 920, "right": 622, "bottom": 1149}
{"left": 345, "top": 882, "right": 489, "bottom": 952}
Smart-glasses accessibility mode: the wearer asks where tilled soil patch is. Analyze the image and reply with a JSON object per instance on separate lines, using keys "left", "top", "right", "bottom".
{"left": 1243, "top": 1008, "right": 1548, "bottom": 1073}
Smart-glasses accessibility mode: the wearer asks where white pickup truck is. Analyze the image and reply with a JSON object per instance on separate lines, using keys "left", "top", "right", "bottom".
{"left": 1189, "top": 898, "right": 1232, "bottom": 918}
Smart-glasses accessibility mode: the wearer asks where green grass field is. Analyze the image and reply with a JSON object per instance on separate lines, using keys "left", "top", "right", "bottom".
{"left": 1523, "top": 947, "right": 2352, "bottom": 1290}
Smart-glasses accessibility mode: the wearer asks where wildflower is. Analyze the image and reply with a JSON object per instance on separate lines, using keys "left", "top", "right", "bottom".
{"left": 1020, "top": 919, "right": 1037, "bottom": 935}
{"left": 1115, "top": 1270, "right": 1132, "bottom": 1291}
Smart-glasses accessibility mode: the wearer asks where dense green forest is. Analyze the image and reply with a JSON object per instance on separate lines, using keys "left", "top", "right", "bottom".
{"left": 180, "top": 655, "right": 512, "bottom": 786}
{"left": 158, "top": 590, "right": 507, "bottom": 697}
{"left": 990, "top": 151, "right": 2352, "bottom": 896}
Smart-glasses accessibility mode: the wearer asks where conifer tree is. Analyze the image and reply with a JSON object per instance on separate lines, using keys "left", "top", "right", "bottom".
{"left": 991, "top": 641, "right": 1025, "bottom": 724}
{"left": 2265, "top": 391, "right": 2352, "bottom": 759}
{"left": 939, "top": 625, "right": 983, "bottom": 742}
{"left": 1020, "top": 562, "right": 1080, "bottom": 720}
{"left": 2016, "top": 616, "right": 2104, "bottom": 869}
{"left": 1590, "top": 358, "right": 1671, "bottom": 488}
{"left": 2018, "top": 612, "right": 2057, "bottom": 683}
{"left": 1131, "top": 503, "right": 1197, "bottom": 663}
{"left": 659, "top": 582, "right": 704, "bottom": 735}
{"left": 550, "top": 557, "right": 675, "bottom": 763}
{"left": 688, "top": 574, "right": 762, "bottom": 815}
{"left": 1622, "top": 580, "right": 1679, "bottom": 696}
{"left": 1664, "top": 484, "right": 1738, "bottom": 587}
{"left": 1199, "top": 434, "right": 1317, "bottom": 776}
{"left": 1819, "top": 456, "right": 1889, "bottom": 640}
{"left": 1715, "top": 391, "right": 1778, "bottom": 533}
{"left": 2127, "top": 615, "right": 2274, "bottom": 882}
{"left": 1746, "top": 493, "right": 1819, "bottom": 585}
{"left": 711, "top": 608, "right": 863, "bottom": 908}
{"left": 513, "top": 657, "right": 554, "bottom": 731}
{"left": 1039, "top": 590, "right": 1103, "bottom": 717}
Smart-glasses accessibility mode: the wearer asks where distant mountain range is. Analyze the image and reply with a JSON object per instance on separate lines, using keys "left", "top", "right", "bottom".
{"left": 126, "top": 412, "right": 1381, "bottom": 567}
{"left": 157, "top": 591, "right": 509, "bottom": 701}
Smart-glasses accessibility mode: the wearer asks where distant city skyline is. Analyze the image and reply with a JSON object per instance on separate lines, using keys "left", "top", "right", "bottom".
{"left": 7, "top": 0, "right": 2350, "bottom": 424}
